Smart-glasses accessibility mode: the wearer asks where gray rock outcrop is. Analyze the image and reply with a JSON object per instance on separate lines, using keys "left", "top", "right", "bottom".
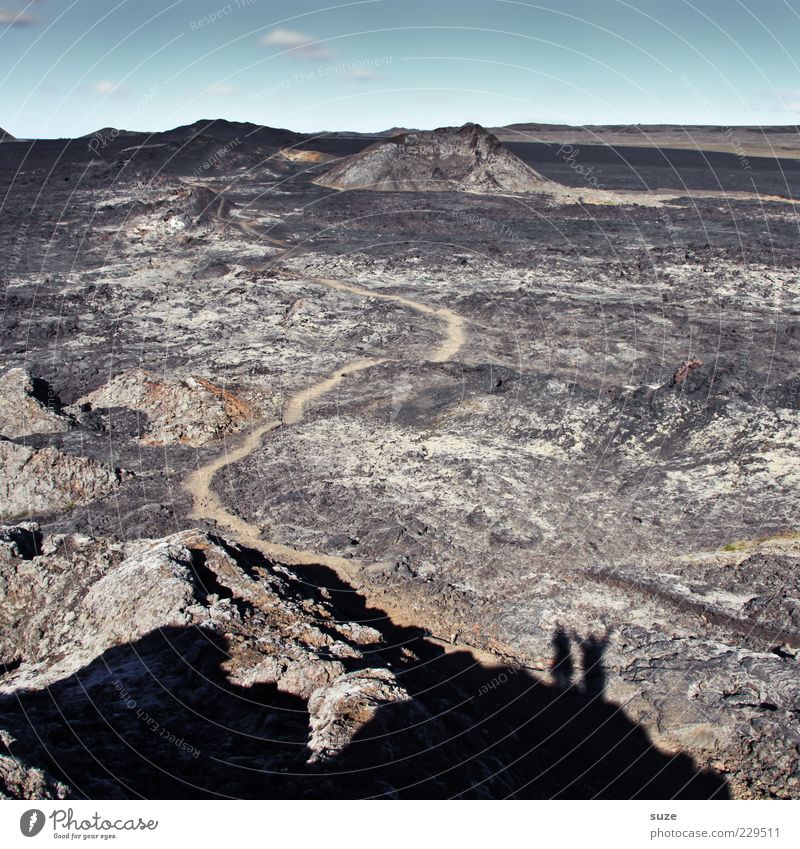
{"left": 0, "top": 368, "right": 71, "bottom": 438}
{"left": 73, "top": 369, "right": 258, "bottom": 446}
{"left": 0, "top": 522, "right": 733, "bottom": 800}
{"left": 0, "top": 440, "right": 129, "bottom": 520}
{"left": 0, "top": 526, "right": 413, "bottom": 796}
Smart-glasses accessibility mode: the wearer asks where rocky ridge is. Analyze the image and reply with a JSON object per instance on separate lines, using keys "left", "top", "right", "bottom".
{"left": 73, "top": 369, "right": 266, "bottom": 446}
{"left": 0, "top": 523, "right": 729, "bottom": 799}
{"left": 0, "top": 525, "right": 411, "bottom": 796}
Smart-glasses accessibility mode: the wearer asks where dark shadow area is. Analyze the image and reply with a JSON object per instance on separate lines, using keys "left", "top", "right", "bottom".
{"left": 259, "top": 560, "right": 730, "bottom": 800}
{"left": 0, "top": 523, "right": 43, "bottom": 559}
{"left": 0, "top": 627, "right": 310, "bottom": 799}
{"left": 0, "top": 553, "right": 731, "bottom": 800}
{"left": 29, "top": 376, "right": 68, "bottom": 417}
{"left": 579, "top": 631, "right": 610, "bottom": 699}
{"left": 550, "top": 624, "right": 574, "bottom": 689}
{"left": 76, "top": 405, "right": 151, "bottom": 441}
{"left": 1, "top": 657, "right": 23, "bottom": 676}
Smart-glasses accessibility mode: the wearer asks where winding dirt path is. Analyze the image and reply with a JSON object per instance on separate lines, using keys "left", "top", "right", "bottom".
{"left": 183, "top": 264, "right": 468, "bottom": 605}
{"left": 310, "top": 276, "right": 466, "bottom": 364}
{"left": 185, "top": 353, "right": 389, "bottom": 574}
{"left": 178, "top": 185, "right": 513, "bottom": 659}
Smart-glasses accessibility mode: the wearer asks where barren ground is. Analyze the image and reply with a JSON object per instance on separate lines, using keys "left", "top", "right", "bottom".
{"left": 1, "top": 122, "right": 799, "bottom": 798}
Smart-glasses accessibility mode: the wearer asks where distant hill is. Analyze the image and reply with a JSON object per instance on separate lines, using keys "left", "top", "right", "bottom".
{"left": 490, "top": 122, "right": 800, "bottom": 159}
{"left": 155, "top": 118, "right": 304, "bottom": 149}
{"left": 0, "top": 126, "right": 15, "bottom": 142}
{"left": 81, "top": 127, "right": 136, "bottom": 139}
{"left": 378, "top": 126, "right": 420, "bottom": 137}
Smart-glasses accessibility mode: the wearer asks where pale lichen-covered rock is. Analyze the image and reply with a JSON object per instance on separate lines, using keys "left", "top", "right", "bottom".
{"left": 0, "top": 528, "right": 361, "bottom": 696}
{"left": 72, "top": 369, "right": 258, "bottom": 446}
{"left": 307, "top": 668, "right": 408, "bottom": 763}
{"left": 0, "top": 368, "right": 71, "bottom": 438}
{"left": 82, "top": 537, "right": 211, "bottom": 647}
{"left": 0, "top": 440, "right": 130, "bottom": 520}
{"left": 0, "top": 752, "right": 71, "bottom": 800}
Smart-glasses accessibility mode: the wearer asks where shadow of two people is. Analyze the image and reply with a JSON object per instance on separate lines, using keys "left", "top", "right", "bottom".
{"left": 551, "top": 624, "right": 609, "bottom": 698}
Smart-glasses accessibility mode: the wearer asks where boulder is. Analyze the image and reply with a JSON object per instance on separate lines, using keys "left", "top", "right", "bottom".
{"left": 0, "top": 440, "right": 129, "bottom": 520}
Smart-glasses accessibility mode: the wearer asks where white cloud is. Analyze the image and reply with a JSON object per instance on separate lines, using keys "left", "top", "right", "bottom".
{"left": 208, "top": 84, "right": 236, "bottom": 96}
{"left": 260, "top": 28, "right": 333, "bottom": 59}
{"left": 261, "top": 27, "right": 313, "bottom": 47}
{"left": 416, "top": 92, "right": 450, "bottom": 104}
{"left": 774, "top": 88, "right": 800, "bottom": 112}
{"left": 91, "top": 80, "right": 125, "bottom": 96}
{"left": 0, "top": 10, "right": 36, "bottom": 25}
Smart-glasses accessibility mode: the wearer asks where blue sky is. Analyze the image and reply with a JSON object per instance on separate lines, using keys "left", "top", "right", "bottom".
{"left": 1, "top": 0, "right": 799, "bottom": 137}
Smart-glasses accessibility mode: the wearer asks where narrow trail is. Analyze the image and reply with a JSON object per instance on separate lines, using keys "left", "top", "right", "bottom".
{"left": 185, "top": 274, "right": 464, "bottom": 572}
{"left": 310, "top": 276, "right": 466, "bottom": 364}
{"left": 238, "top": 217, "right": 288, "bottom": 247}
{"left": 185, "top": 354, "right": 390, "bottom": 575}
{"left": 283, "top": 355, "right": 385, "bottom": 426}
{"left": 181, "top": 196, "right": 489, "bottom": 656}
